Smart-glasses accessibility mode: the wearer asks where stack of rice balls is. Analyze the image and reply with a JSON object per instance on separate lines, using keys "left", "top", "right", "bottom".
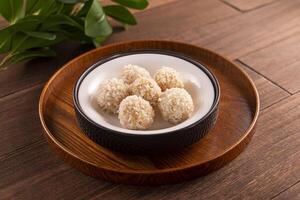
{"left": 96, "top": 64, "right": 194, "bottom": 130}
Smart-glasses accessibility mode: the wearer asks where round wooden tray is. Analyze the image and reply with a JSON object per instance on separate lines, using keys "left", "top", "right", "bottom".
{"left": 39, "top": 40, "right": 259, "bottom": 185}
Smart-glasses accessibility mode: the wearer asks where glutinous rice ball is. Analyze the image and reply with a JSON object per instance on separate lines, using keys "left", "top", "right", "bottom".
{"left": 96, "top": 78, "right": 129, "bottom": 113}
{"left": 154, "top": 66, "right": 184, "bottom": 91}
{"left": 118, "top": 95, "right": 155, "bottom": 130}
{"left": 158, "top": 88, "right": 194, "bottom": 124}
{"left": 130, "top": 77, "right": 162, "bottom": 106}
{"left": 121, "top": 64, "right": 151, "bottom": 84}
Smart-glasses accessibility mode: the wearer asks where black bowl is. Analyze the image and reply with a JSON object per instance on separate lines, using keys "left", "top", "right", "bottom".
{"left": 73, "top": 50, "right": 220, "bottom": 154}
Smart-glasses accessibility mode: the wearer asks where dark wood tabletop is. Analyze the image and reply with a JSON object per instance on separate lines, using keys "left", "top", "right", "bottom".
{"left": 0, "top": 0, "right": 299, "bottom": 199}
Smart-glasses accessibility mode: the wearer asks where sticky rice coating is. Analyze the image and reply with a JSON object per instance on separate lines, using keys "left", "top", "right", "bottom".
{"left": 154, "top": 66, "right": 184, "bottom": 91}
{"left": 130, "top": 77, "right": 162, "bottom": 107}
{"left": 158, "top": 88, "right": 194, "bottom": 124}
{"left": 118, "top": 95, "right": 155, "bottom": 130}
{"left": 121, "top": 64, "right": 151, "bottom": 84}
{"left": 96, "top": 78, "right": 129, "bottom": 113}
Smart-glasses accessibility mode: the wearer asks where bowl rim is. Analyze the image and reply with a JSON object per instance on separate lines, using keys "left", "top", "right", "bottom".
{"left": 73, "top": 49, "right": 220, "bottom": 136}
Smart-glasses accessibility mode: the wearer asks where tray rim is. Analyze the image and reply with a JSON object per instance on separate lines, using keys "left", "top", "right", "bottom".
{"left": 39, "top": 40, "right": 260, "bottom": 175}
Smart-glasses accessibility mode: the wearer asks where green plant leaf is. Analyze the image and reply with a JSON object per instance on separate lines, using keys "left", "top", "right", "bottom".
{"left": 0, "top": 0, "right": 25, "bottom": 23}
{"left": 0, "top": 16, "right": 41, "bottom": 35}
{"left": 38, "top": 0, "right": 60, "bottom": 15}
{"left": 0, "top": 48, "right": 56, "bottom": 69}
{"left": 40, "top": 15, "right": 84, "bottom": 31}
{"left": 112, "top": 0, "right": 148, "bottom": 10}
{"left": 85, "top": 0, "right": 112, "bottom": 38}
{"left": 23, "top": 31, "right": 57, "bottom": 40}
{"left": 26, "top": 0, "right": 39, "bottom": 14}
{"left": 0, "top": 14, "right": 85, "bottom": 54}
{"left": 0, "top": 15, "right": 78, "bottom": 53}
{"left": 0, "top": 0, "right": 147, "bottom": 69}
{"left": 26, "top": 0, "right": 62, "bottom": 16}
{"left": 93, "top": 35, "right": 107, "bottom": 47}
{"left": 0, "top": 27, "right": 13, "bottom": 53}
{"left": 7, "top": 32, "right": 65, "bottom": 54}
{"left": 0, "top": 35, "right": 12, "bottom": 54}
{"left": 103, "top": 5, "right": 137, "bottom": 25}
{"left": 55, "top": 25, "right": 91, "bottom": 42}
{"left": 76, "top": 0, "right": 93, "bottom": 17}
{"left": 57, "top": 0, "right": 87, "bottom": 4}
{"left": 56, "top": 2, "right": 74, "bottom": 15}
{"left": 0, "top": 17, "right": 42, "bottom": 53}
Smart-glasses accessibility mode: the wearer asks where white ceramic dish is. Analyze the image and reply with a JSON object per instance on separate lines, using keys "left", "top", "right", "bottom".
{"left": 76, "top": 52, "right": 216, "bottom": 134}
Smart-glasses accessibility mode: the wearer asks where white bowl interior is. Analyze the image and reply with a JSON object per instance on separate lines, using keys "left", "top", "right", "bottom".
{"left": 77, "top": 53, "right": 215, "bottom": 134}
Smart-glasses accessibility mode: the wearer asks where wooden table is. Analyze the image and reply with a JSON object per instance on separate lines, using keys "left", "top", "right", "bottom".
{"left": 0, "top": 0, "right": 299, "bottom": 199}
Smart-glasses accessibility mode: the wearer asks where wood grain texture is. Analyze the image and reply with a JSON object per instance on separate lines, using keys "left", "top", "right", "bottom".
{"left": 0, "top": 85, "right": 45, "bottom": 159}
{"left": 0, "top": 58, "right": 284, "bottom": 161}
{"left": 39, "top": 40, "right": 259, "bottom": 185}
{"left": 240, "top": 34, "right": 300, "bottom": 94}
{"left": 101, "top": 0, "right": 177, "bottom": 13}
{"left": 189, "top": 0, "right": 300, "bottom": 59}
{"left": 235, "top": 61, "right": 289, "bottom": 110}
{"left": 106, "top": 0, "right": 300, "bottom": 63}
{"left": 0, "top": 142, "right": 115, "bottom": 200}
{"left": 223, "top": 0, "right": 276, "bottom": 11}
{"left": 0, "top": 0, "right": 299, "bottom": 198}
{"left": 0, "top": 0, "right": 238, "bottom": 98}
{"left": 0, "top": 16, "right": 7, "bottom": 27}
{"left": 106, "top": 0, "right": 240, "bottom": 42}
{"left": 273, "top": 181, "right": 300, "bottom": 200}
{"left": 0, "top": 43, "right": 92, "bottom": 98}
{"left": 83, "top": 93, "right": 300, "bottom": 200}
